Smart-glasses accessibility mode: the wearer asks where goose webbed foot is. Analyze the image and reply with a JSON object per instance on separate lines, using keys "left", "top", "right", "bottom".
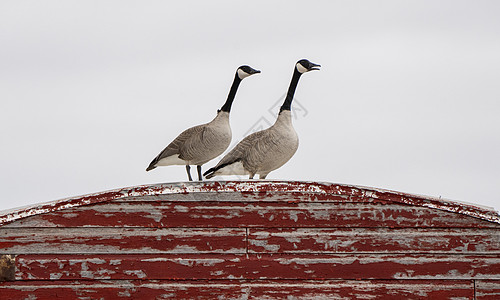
{"left": 186, "top": 165, "right": 193, "bottom": 181}
{"left": 197, "top": 165, "right": 203, "bottom": 181}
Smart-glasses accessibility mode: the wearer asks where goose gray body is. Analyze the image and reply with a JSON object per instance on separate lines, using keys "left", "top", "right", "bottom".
{"left": 204, "top": 59, "right": 320, "bottom": 180}
{"left": 205, "top": 111, "right": 297, "bottom": 179}
{"left": 146, "top": 65, "right": 260, "bottom": 181}
{"left": 147, "top": 111, "right": 231, "bottom": 168}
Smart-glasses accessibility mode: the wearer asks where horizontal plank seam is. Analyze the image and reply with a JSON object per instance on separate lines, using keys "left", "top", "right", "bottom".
{"left": 4, "top": 226, "right": 499, "bottom": 229}
{"left": 5, "top": 278, "right": 490, "bottom": 283}
{"left": 10, "top": 253, "right": 500, "bottom": 256}
{"left": 0, "top": 279, "right": 479, "bottom": 283}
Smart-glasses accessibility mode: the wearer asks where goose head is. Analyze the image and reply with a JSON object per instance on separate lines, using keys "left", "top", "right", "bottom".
{"left": 237, "top": 65, "right": 261, "bottom": 79}
{"left": 296, "top": 59, "right": 321, "bottom": 74}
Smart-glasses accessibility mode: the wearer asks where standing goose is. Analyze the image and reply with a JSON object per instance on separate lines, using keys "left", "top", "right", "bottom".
{"left": 146, "top": 65, "right": 261, "bottom": 181}
{"left": 204, "top": 59, "right": 320, "bottom": 179}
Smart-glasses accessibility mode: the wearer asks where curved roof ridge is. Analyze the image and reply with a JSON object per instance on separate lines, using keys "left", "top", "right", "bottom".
{"left": 1, "top": 181, "right": 499, "bottom": 226}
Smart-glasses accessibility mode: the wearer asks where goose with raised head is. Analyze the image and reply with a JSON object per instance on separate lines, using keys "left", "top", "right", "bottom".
{"left": 204, "top": 59, "right": 320, "bottom": 179}
{"left": 146, "top": 65, "right": 261, "bottom": 181}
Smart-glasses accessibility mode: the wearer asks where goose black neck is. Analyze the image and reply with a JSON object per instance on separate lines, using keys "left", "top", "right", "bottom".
{"left": 280, "top": 68, "right": 302, "bottom": 113}
{"left": 220, "top": 73, "right": 242, "bottom": 113}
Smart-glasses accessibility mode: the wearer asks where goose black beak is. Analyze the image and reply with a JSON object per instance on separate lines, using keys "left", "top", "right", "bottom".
{"left": 309, "top": 62, "right": 321, "bottom": 71}
{"left": 251, "top": 69, "right": 261, "bottom": 74}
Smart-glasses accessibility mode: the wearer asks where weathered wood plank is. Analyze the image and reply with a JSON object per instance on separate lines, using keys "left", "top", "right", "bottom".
{"left": 119, "top": 191, "right": 354, "bottom": 203}
{"left": 476, "top": 280, "right": 500, "bottom": 299}
{"left": 0, "top": 280, "right": 474, "bottom": 299}
{"left": 248, "top": 228, "right": 500, "bottom": 254}
{"left": 2, "top": 181, "right": 499, "bottom": 227}
{"left": 14, "top": 254, "right": 500, "bottom": 280}
{"left": 0, "top": 280, "right": 247, "bottom": 299}
{"left": 4, "top": 201, "right": 498, "bottom": 228}
{"left": 2, "top": 227, "right": 497, "bottom": 255}
{"left": 2, "top": 227, "right": 498, "bottom": 256}
{"left": 0, "top": 228, "right": 246, "bottom": 254}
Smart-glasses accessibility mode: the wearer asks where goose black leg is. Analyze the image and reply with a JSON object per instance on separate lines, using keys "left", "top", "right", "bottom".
{"left": 197, "top": 165, "right": 202, "bottom": 181}
{"left": 249, "top": 174, "right": 255, "bottom": 179}
{"left": 186, "top": 165, "right": 193, "bottom": 181}
{"left": 260, "top": 174, "right": 268, "bottom": 179}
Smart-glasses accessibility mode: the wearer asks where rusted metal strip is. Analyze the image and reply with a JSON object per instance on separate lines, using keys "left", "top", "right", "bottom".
{"left": 0, "top": 228, "right": 246, "bottom": 254}
{"left": 1, "top": 181, "right": 499, "bottom": 227}
{"left": 475, "top": 280, "right": 500, "bottom": 299}
{"left": 247, "top": 228, "right": 500, "bottom": 254}
{"left": 13, "top": 254, "right": 500, "bottom": 280}
{"left": 0, "top": 255, "right": 15, "bottom": 282}
{"left": 0, "top": 280, "right": 474, "bottom": 299}
{"left": 4, "top": 201, "right": 498, "bottom": 229}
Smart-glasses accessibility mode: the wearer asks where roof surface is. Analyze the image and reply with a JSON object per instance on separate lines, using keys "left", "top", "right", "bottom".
{"left": 1, "top": 181, "right": 499, "bottom": 227}
{"left": 1, "top": 181, "right": 499, "bottom": 298}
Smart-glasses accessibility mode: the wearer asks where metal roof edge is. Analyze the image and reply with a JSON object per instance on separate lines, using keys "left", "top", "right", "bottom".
{"left": 1, "top": 181, "right": 499, "bottom": 227}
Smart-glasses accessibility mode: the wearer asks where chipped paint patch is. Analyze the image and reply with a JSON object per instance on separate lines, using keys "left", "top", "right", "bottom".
{"left": 123, "top": 270, "right": 146, "bottom": 279}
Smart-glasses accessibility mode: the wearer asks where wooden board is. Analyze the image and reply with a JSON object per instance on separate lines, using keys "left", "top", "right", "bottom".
{"left": 247, "top": 228, "right": 500, "bottom": 254}
{"left": 0, "top": 228, "right": 246, "bottom": 254}
{"left": 476, "top": 280, "right": 500, "bottom": 299}
{"left": 1, "top": 227, "right": 499, "bottom": 255}
{"left": 2, "top": 181, "right": 499, "bottom": 227}
{"left": 0, "top": 280, "right": 475, "bottom": 299}
{"left": 5, "top": 201, "right": 499, "bottom": 229}
{"left": 13, "top": 254, "right": 500, "bottom": 281}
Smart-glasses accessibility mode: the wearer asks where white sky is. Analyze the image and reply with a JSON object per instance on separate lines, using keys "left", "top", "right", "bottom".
{"left": 1, "top": 1, "right": 499, "bottom": 212}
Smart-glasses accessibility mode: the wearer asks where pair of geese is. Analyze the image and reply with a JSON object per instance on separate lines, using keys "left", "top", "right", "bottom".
{"left": 146, "top": 59, "right": 320, "bottom": 181}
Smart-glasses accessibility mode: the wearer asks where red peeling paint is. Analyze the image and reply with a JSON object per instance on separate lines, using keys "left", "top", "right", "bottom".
{"left": 476, "top": 280, "right": 500, "bottom": 299}
{"left": 0, "top": 181, "right": 499, "bottom": 298}
{"left": 4, "top": 201, "right": 498, "bottom": 229}
{"left": 0, "top": 280, "right": 475, "bottom": 299}
{"left": 247, "top": 228, "right": 500, "bottom": 254}
{"left": 1, "top": 181, "right": 499, "bottom": 227}
{"left": 12, "top": 254, "right": 500, "bottom": 281}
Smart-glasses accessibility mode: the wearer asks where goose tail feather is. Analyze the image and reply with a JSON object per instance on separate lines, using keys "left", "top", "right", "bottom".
{"left": 146, "top": 162, "right": 157, "bottom": 172}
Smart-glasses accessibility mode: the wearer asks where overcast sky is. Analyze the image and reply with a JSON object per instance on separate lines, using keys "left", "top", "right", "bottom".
{"left": 1, "top": 1, "right": 499, "bottom": 212}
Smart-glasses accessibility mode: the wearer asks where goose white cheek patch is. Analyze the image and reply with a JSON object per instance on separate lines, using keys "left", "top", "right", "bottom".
{"left": 237, "top": 69, "right": 251, "bottom": 79}
{"left": 296, "top": 63, "right": 309, "bottom": 74}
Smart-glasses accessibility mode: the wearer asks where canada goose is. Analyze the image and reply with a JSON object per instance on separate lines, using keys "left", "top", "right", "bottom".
{"left": 146, "top": 65, "right": 261, "bottom": 181}
{"left": 204, "top": 59, "right": 320, "bottom": 179}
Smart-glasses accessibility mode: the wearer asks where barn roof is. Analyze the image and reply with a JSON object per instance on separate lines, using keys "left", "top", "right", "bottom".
{"left": 1, "top": 180, "right": 500, "bottom": 298}
{"left": 1, "top": 181, "right": 499, "bottom": 227}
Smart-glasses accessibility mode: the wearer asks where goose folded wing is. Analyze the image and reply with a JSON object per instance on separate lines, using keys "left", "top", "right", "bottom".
{"left": 213, "top": 129, "right": 270, "bottom": 170}
{"left": 151, "top": 124, "right": 206, "bottom": 163}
